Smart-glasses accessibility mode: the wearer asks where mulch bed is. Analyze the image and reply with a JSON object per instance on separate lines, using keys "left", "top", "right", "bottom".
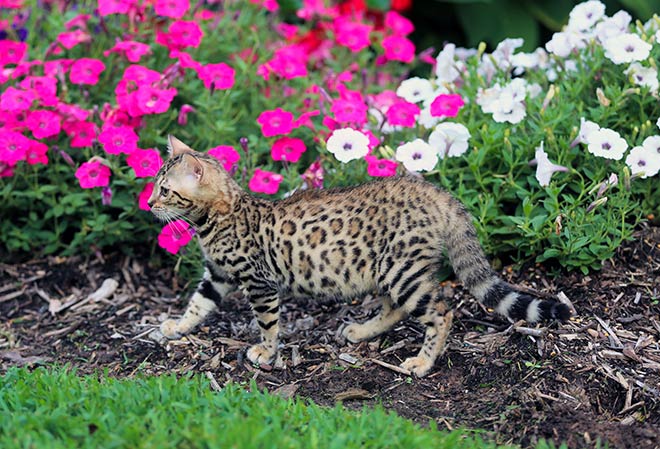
{"left": 1, "top": 224, "right": 659, "bottom": 449}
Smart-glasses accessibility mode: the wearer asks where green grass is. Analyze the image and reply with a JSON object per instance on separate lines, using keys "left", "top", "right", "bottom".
{"left": 0, "top": 367, "right": 559, "bottom": 449}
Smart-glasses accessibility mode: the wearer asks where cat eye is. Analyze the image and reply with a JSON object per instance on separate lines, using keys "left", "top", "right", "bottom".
{"left": 159, "top": 186, "right": 169, "bottom": 197}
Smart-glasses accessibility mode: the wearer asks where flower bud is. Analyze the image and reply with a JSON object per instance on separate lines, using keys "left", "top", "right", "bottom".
{"left": 586, "top": 197, "right": 608, "bottom": 213}
{"left": 596, "top": 88, "right": 610, "bottom": 107}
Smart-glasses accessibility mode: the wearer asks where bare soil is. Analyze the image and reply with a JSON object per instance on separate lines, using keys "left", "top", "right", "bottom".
{"left": 1, "top": 225, "right": 659, "bottom": 449}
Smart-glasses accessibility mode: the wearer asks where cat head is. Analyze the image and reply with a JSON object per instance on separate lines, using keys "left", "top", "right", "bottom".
{"left": 148, "top": 135, "right": 238, "bottom": 224}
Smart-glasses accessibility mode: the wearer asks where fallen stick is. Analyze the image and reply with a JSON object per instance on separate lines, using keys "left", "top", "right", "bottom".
{"left": 594, "top": 315, "right": 624, "bottom": 349}
{"left": 514, "top": 326, "right": 547, "bottom": 338}
{"left": 370, "top": 358, "right": 411, "bottom": 376}
{"left": 205, "top": 371, "right": 222, "bottom": 392}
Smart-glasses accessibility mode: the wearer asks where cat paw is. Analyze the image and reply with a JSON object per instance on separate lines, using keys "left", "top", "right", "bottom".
{"left": 247, "top": 344, "right": 276, "bottom": 365}
{"left": 342, "top": 323, "right": 367, "bottom": 343}
{"left": 160, "top": 319, "right": 183, "bottom": 339}
{"left": 400, "top": 356, "right": 433, "bottom": 377}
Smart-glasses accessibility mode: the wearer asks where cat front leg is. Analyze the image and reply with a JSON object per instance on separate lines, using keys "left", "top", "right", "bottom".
{"left": 245, "top": 285, "right": 280, "bottom": 365}
{"left": 161, "top": 267, "right": 235, "bottom": 339}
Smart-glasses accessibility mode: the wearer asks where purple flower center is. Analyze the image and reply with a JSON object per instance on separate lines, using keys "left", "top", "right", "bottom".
{"left": 343, "top": 142, "right": 353, "bottom": 151}
{"left": 625, "top": 45, "right": 635, "bottom": 53}
{"left": 601, "top": 142, "right": 611, "bottom": 150}
{"left": 89, "top": 169, "right": 98, "bottom": 178}
{"left": 412, "top": 152, "right": 422, "bottom": 160}
{"left": 637, "top": 159, "right": 646, "bottom": 167}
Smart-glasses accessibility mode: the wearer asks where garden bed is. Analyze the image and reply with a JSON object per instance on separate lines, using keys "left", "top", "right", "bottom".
{"left": 1, "top": 224, "right": 659, "bottom": 449}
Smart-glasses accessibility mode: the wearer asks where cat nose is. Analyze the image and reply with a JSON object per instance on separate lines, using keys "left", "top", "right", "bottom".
{"left": 147, "top": 199, "right": 155, "bottom": 208}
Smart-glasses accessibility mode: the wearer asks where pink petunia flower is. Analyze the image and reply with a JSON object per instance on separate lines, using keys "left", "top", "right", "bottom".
{"left": 157, "top": 20, "right": 203, "bottom": 50}
{"left": 257, "top": 108, "right": 295, "bottom": 137}
{"left": 57, "top": 29, "right": 91, "bottom": 50}
{"left": 197, "top": 62, "right": 235, "bottom": 90}
{"left": 97, "top": 0, "right": 133, "bottom": 16}
{"left": 104, "top": 40, "right": 152, "bottom": 63}
{"left": 208, "top": 145, "right": 240, "bottom": 172}
{"left": 69, "top": 58, "right": 105, "bottom": 85}
{"left": 26, "top": 110, "right": 61, "bottom": 139}
{"left": 385, "top": 100, "right": 420, "bottom": 127}
{"left": 248, "top": 168, "right": 283, "bottom": 194}
{"left": 126, "top": 148, "right": 163, "bottom": 177}
{"left": 384, "top": 11, "right": 414, "bottom": 36}
{"left": 75, "top": 160, "right": 111, "bottom": 188}
{"left": 334, "top": 18, "right": 372, "bottom": 52}
{"left": 331, "top": 98, "right": 368, "bottom": 125}
{"left": 382, "top": 35, "right": 415, "bottom": 63}
{"left": 300, "top": 159, "right": 324, "bottom": 189}
{"left": 0, "top": 161, "right": 16, "bottom": 178}
{"left": 98, "top": 125, "right": 139, "bottom": 155}
{"left": 19, "top": 76, "right": 58, "bottom": 107}
{"left": 293, "top": 110, "right": 320, "bottom": 130}
{"left": 177, "top": 104, "right": 195, "bottom": 125}
{"left": 155, "top": 0, "right": 189, "bottom": 18}
{"left": 158, "top": 220, "right": 193, "bottom": 254}
{"left": 365, "top": 155, "right": 397, "bottom": 177}
{"left": 65, "top": 120, "right": 97, "bottom": 148}
{"left": 0, "top": 86, "right": 36, "bottom": 112}
{"left": 138, "top": 182, "right": 154, "bottom": 211}
{"left": 25, "top": 140, "right": 49, "bottom": 165}
{"left": 0, "top": 40, "right": 27, "bottom": 65}
{"left": 0, "top": 130, "right": 30, "bottom": 164}
{"left": 271, "top": 137, "right": 306, "bottom": 163}
{"left": 430, "top": 93, "right": 465, "bottom": 118}
{"left": 135, "top": 85, "right": 177, "bottom": 115}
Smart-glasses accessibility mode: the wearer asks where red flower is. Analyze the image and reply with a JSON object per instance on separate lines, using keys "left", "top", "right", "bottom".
{"left": 430, "top": 93, "right": 465, "bottom": 118}
{"left": 135, "top": 85, "right": 177, "bottom": 115}
{"left": 64, "top": 120, "right": 97, "bottom": 148}
{"left": 104, "top": 40, "right": 152, "bottom": 63}
{"left": 0, "top": 130, "right": 30, "bottom": 164}
{"left": 138, "top": 182, "right": 154, "bottom": 211}
{"left": 382, "top": 35, "right": 415, "bottom": 63}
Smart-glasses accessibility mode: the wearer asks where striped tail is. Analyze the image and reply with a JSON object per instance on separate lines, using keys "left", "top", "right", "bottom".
{"left": 444, "top": 205, "right": 571, "bottom": 323}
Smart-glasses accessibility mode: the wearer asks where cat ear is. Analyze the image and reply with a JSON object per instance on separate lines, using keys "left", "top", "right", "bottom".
{"left": 167, "top": 135, "right": 193, "bottom": 157}
{"left": 181, "top": 153, "right": 204, "bottom": 182}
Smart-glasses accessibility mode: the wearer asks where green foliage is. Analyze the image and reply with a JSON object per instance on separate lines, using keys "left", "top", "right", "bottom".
{"left": 418, "top": 0, "right": 660, "bottom": 50}
{"left": 0, "top": 367, "right": 562, "bottom": 449}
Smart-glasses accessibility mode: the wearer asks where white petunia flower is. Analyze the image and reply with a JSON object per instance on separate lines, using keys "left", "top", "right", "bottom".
{"left": 395, "top": 139, "right": 438, "bottom": 171}
{"left": 586, "top": 128, "right": 628, "bottom": 160}
{"left": 625, "top": 144, "right": 660, "bottom": 178}
{"left": 491, "top": 92, "right": 526, "bottom": 124}
{"left": 325, "top": 128, "right": 370, "bottom": 163}
{"left": 595, "top": 10, "right": 631, "bottom": 44}
{"left": 533, "top": 141, "right": 569, "bottom": 187}
{"left": 572, "top": 118, "right": 601, "bottom": 146}
{"left": 625, "top": 63, "right": 659, "bottom": 92}
{"left": 435, "top": 43, "right": 464, "bottom": 84}
{"left": 417, "top": 106, "right": 441, "bottom": 129}
{"left": 603, "top": 33, "right": 652, "bottom": 64}
{"left": 428, "top": 122, "right": 471, "bottom": 158}
{"left": 656, "top": 30, "right": 660, "bottom": 43}
{"left": 545, "top": 30, "right": 587, "bottom": 58}
{"left": 396, "top": 77, "right": 434, "bottom": 104}
{"left": 568, "top": 0, "right": 606, "bottom": 31}
{"left": 642, "top": 135, "right": 660, "bottom": 155}
{"left": 491, "top": 38, "right": 524, "bottom": 70}
{"left": 657, "top": 116, "right": 660, "bottom": 130}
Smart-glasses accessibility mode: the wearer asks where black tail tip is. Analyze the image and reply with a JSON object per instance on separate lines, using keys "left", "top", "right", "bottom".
{"left": 551, "top": 303, "right": 572, "bottom": 321}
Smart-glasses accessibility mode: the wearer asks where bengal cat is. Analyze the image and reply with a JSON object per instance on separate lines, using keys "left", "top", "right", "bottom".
{"left": 148, "top": 136, "right": 570, "bottom": 377}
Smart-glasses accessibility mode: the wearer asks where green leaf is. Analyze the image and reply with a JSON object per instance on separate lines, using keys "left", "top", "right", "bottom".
{"left": 455, "top": 0, "right": 540, "bottom": 50}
